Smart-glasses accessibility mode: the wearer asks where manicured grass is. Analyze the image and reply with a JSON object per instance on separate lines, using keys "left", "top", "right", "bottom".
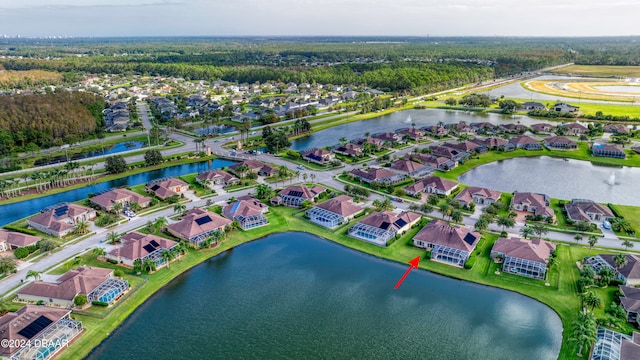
{"left": 523, "top": 80, "right": 635, "bottom": 103}
{"left": 614, "top": 205, "right": 640, "bottom": 236}
{"left": 551, "top": 65, "right": 640, "bottom": 78}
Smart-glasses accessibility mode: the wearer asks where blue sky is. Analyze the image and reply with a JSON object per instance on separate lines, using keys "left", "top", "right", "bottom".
{"left": 0, "top": 0, "right": 638, "bottom": 37}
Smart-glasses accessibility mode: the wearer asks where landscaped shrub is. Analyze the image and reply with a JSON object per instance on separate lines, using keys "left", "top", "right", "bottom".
{"left": 91, "top": 301, "right": 109, "bottom": 307}
{"left": 113, "top": 269, "right": 124, "bottom": 277}
{"left": 106, "top": 258, "right": 118, "bottom": 265}
{"left": 464, "top": 257, "right": 476, "bottom": 269}
{"left": 74, "top": 295, "right": 87, "bottom": 307}
{"left": 13, "top": 247, "right": 30, "bottom": 259}
{"left": 3, "top": 225, "right": 38, "bottom": 236}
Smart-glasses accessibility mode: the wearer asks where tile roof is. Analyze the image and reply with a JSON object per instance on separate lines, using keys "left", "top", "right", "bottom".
{"left": 0, "top": 306, "right": 71, "bottom": 358}
{"left": 404, "top": 176, "right": 458, "bottom": 194}
{"left": 350, "top": 167, "right": 399, "bottom": 181}
{"left": 279, "top": 185, "right": 326, "bottom": 199}
{"left": 600, "top": 254, "right": 640, "bottom": 281}
{"left": 314, "top": 195, "right": 363, "bottom": 217}
{"left": 454, "top": 187, "right": 501, "bottom": 204}
{"left": 223, "top": 198, "right": 267, "bottom": 218}
{"left": 0, "top": 230, "right": 40, "bottom": 248}
{"left": 167, "top": 208, "right": 232, "bottom": 239}
{"left": 413, "top": 219, "right": 481, "bottom": 252}
{"left": 110, "top": 231, "right": 178, "bottom": 261}
{"left": 492, "top": 237, "right": 556, "bottom": 263}
{"left": 90, "top": 188, "right": 150, "bottom": 209}
{"left": 358, "top": 211, "right": 420, "bottom": 231}
{"left": 18, "top": 267, "right": 113, "bottom": 301}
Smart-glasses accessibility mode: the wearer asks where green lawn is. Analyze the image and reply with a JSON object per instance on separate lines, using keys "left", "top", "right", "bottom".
{"left": 614, "top": 205, "right": 640, "bottom": 235}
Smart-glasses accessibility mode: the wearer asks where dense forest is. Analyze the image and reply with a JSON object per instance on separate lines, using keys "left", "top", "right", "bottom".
{"left": 0, "top": 92, "right": 106, "bottom": 156}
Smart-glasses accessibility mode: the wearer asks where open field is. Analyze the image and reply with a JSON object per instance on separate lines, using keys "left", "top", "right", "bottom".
{"left": 523, "top": 80, "right": 637, "bottom": 103}
{"left": 0, "top": 70, "right": 62, "bottom": 88}
{"left": 551, "top": 65, "right": 640, "bottom": 78}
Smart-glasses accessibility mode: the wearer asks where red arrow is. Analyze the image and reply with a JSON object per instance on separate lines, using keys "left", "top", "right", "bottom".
{"left": 394, "top": 256, "right": 421, "bottom": 289}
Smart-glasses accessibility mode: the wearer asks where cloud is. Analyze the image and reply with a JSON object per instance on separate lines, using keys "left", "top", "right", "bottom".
{"left": 0, "top": 0, "right": 182, "bottom": 10}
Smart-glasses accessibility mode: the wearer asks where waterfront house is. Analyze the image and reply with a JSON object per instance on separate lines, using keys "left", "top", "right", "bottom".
{"left": 302, "top": 148, "right": 335, "bottom": 165}
{"left": 585, "top": 254, "right": 640, "bottom": 286}
{"left": 561, "top": 122, "right": 588, "bottom": 136}
{"left": 107, "top": 231, "right": 178, "bottom": 267}
{"left": 229, "top": 160, "right": 277, "bottom": 177}
{"left": 404, "top": 153, "right": 457, "bottom": 172}
{"left": 591, "top": 328, "right": 640, "bottom": 360}
{"left": 28, "top": 203, "right": 97, "bottom": 238}
{"left": 508, "top": 135, "right": 542, "bottom": 150}
{"left": 223, "top": 196, "right": 269, "bottom": 230}
{"left": 146, "top": 178, "right": 189, "bottom": 200}
{"left": 397, "top": 127, "right": 426, "bottom": 141}
{"left": 543, "top": 136, "right": 577, "bottom": 150}
{"left": 530, "top": 123, "right": 555, "bottom": 134}
{"left": 373, "top": 132, "right": 403, "bottom": 144}
{"left": 470, "top": 122, "right": 497, "bottom": 134}
{"left": 350, "top": 167, "right": 405, "bottom": 185}
{"left": 490, "top": 237, "right": 556, "bottom": 280}
{"left": 0, "top": 229, "right": 39, "bottom": 251}
{"left": 429, "top": 145, "right": 471, "bottom": 162}
{"left": 511, "top": 192, "right": 555, "bottom": 220}
{"left": 445, "top": 141, "right": 484, "bottom": 154}
{"left": 348, "top": 211, "right": 420, "bottom": 247}
{"left": 448, "top": 122, "right": 474, "bottom": 135}
{"left": 403, "top": 176, "right": 459, "bottom": 197}
{"left": 565, "top": 199, "right": 614, "bottom": 223}
{"left": 17, "top": 267, "right": 128, "bottom": 307}
{"left": 553, "top": 102, "right": 579, "bottom": 113}
{"left": 413, "top": 219, "right": 481, "bottom": 267}
{"left": 454, "top": 187, "right": 501, "bottom": 207}
{"left": 591, "top": 143, "right": 626, "bottom": 159}
{"left": 604, "top": 124, "right": 630, "bottom": 134}
{"left": 306, "top": 195, "right": 364, "bottom": 229}
{"left": 619, "top": 286, "right": 640, "bottom": 326}
{"left": 499, "top": 123, "right": 528, "bottom": 134}
{"left": 196, "top": 170, "right": 239, "bottom": 188}
{"left": 275, "top": 184, "right": 326, "bottom": 208}
{"left": 333, "top": 143, "right": 363, "bottom": 157}
{"left": 421, "top": 125, "right": 448, "bottom": 137}
{"left": 90, "top": 188, "right": 151, "bottom": 212}
{"left": 521, "top": 102, "right": 546, "bottom": 111}
{"left": 167, "top": 208, "right": 232, "bottom": 247}
{"left": 472, "top": 137, "right": 513, "bottom": 151}
{"left": 0, "top": 305, "right": 83, "bottom": 360}
{"left": 390, "top": 159, "right": 434, "bottom": 178}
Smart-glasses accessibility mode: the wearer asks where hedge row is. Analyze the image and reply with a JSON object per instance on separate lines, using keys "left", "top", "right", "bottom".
{"left": 3, "top": 225, "right": 38, "bottom": 236}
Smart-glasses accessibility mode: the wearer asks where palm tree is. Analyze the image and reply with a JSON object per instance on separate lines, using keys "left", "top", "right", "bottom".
{"left": 582, "top": 291, "right": 602, "bottom": 311}
{"left": 302, "top": 173, "right": 308, "bottom": 183}
{"left": 154, "top": 217, "right": 168, "bottom": 233}
{"left": 450, "top": 209, "right": 464, "bottom": 224}
{"left": 26, "top": 270, "right": 40, "bottom": 282}
{"left": 129, "top": 202, "right": 142, "bottom": 212}
{"left": 531, "top": 223, "right": 548, "bottom": 240}
{"left": 74, "top": 220, "right": 90, "bottom": 235}
{"left": 173, "top": 203, "right": 187, "bottom": 216}
{"left": 112, "top": 202, "right": 124, "bottom": 214}
{"left": 474, "top": 218, "right": 489, "bottom": 231}
{"left": 495, "top": 215, "right": 515, "bottom": 232}
{"left": 420, "top": 203, "right": 434, "bottom": 215}
{"left": 573, "top": 233, "right": 583, "bottom": 244}
{"left": 310, "top": 173, "right": 316, "bottom": 184}
{"left": 427, "top": 194, "right": 439, "bottom": 206}
{"left": 160, "top": 249, "right": 175, "bottom": 269}
{"left": 173, "top": 241, "right": 189, "bottom": 260}
{"left": 570, "top": 313, "right": 597, "bottom": 357}
{"left": 587, "top": 235, "right": 598, "bottom": 256}
{"left": 142, "top": 257, "right": 157, "bottom": 273}
{"left": 519, "top": 226, "right": 534, "bottom": 239}
{"left": 146, "top": 220, "right": 155, "bottom": 234}
{"left": 622, "top": 239, "right": 634, "bottom": 250}
{"left": 106, "top": 231, "right": 121, "bottom": 244}
{"left": 372, "top": 198, "right": 393, "bottom": 212}
{"left": 439, "top": 203, "right": 451, "bottom": 220}
{"left": 614, "top": 253, "right": 628, "bottom": 270}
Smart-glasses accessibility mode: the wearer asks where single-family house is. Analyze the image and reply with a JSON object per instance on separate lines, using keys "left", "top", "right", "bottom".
{"left": 196, "top": 170, "right": 239, "bottom": 189}
{"left": 348, "top": 211, "right": 420, "bottom": 247}
{"left": 500, "top": 123, "right": 528, "bottom": 134}
{"left": 413, "top": 219, "right": 481, "bottom": 267}
{"left": 470, "top": 122, "right": 497, "bottom": 134}
{"left": 543, "top": 136, "right": 578, "bottom": 150}
{"left": 553, "top": 103, "right": 579, "bottom": 113}
{"left": 350, "top": 168, "right": 405, "bottom": 185}
{"left": 454, "top": 187, "right": 501, "bottom": 207}
{"left": 146, "top": 178, "right": 189, "bottom": 200}
{"left": 521, "top": 102, "right": 546, "bottom": 111}
{"left": 604, "top": 124, "right": 630, "bottom": 134}
{"left": 430, "top": 145, "right": 471, "bottom": 162}
{"left": 389, "top": 160, "right": 434, "bottom": 178}
{"left": 28, "top": 203, "right": 96, "bottom": 238}
{"left": 490, "top": 237, "right": 556, "bottom": 280}
{"left": 421, "top": 125, "right": 449, "bottom": 137}
{"left": 274, "top": 185, "right": 326, "bottom": 208}
{"left": 306, "top": 195, "right": 364, "bottom": 229}
{"left": 397, "top": 127, "right": 426, "bottom": 141}
{"left": 561, "top": 122, "right": 588, "bottom": 136}
{"left": 333, "top": 143, "right": 363, "bottom": 157}
{"left": 107, "top": 231, "right": 178, "bottom": 268}
{"left": 403, "top": 176, "right": 459, "bottom": 197}
{"left": 90, "top": 188, "right": 151, "bottom": 212}
{"left": 0, "top": 229, "right": 39, "bottom": 251}
{"left": 0, "top": 305, "right": 83, "bottom": 360}
{"left": 565, "top": 199, "right": 615, "bottom": 223}
{"left": 472, "top": 137, "right": 513, "bottom": 151}
{"left": 355, "top": 137, "right": 385, "bottom": 150}
{"left": 509, "top": 135, "right": 542, "bottom": 150}
{"left": 591, "top": 328, "right": 640, "bottom": 360}
{"left": 592, "top": 143, "right": 626, "bottom": 159}
{"left": 445, "top": 141, "right": 484, "bottom": 154}
{"left": 223, "top": 196, "right": 269, "bottom": 230}
{"left": 511, "top": 192, "right": 555, "bottom": 220}
{"left": 530, "top": 123, "right": 555, "bottom": 134}
{"left": 229, "top": 160, "right": 277, "bottom": 177}
{"left": 302, "top": 148, "right": 335, "bottom": 165}
{"left": 619, "top": 286, "right": 640, "bottom": 326}
{"left": 17, "top": 267, "right": 128, "bottom": 307}
{"left": 585, "top": 254, "right": 640, "bottom": 286}
{"left": 167, "top": 208, "right": 232, "bottom": 247}
{"left": 373, "top": 132, "right": 403, "bottom": 144}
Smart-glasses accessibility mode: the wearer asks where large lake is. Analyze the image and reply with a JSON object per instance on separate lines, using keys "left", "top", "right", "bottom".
{"left": 458, "top": 156, "right": 640, "bottom": 206}
{"left": 291, "top": 109, "right": 541, "bottom": 151}
{"left": 87, "top": 232, "right": 562, "bottom": 360}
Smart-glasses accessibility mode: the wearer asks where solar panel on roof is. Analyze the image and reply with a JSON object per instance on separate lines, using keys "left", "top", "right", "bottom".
{"left": 380, "top": 222, "right": 390, "bottom": 230}
{"left": 394, "top": 219, "right": 407, "bottom": 228}
{"left": 463, "top": 233, "right": 477, "bottom": 245}
{"left": 17, "top": 315, "right": 53, "bottom": 339}
{"left": 150, "top": 184, "right": 160, "bottom": 191}
{"left": 195, "top": 216, "right": 212, "bottom": 226}
{"left": 143, "top": 244, "right": 156, "bottom": 253}
{"left": 54, "top": 205, "right": 69, "bottom": 218}
{"left": 149, "top": 240, "right": 160, "bottom": 247}
{"left": 289, "top": 190, "right": 303, "bottom": 197}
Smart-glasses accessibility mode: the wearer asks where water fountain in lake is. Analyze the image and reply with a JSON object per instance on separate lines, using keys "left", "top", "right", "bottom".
{"left": 607, "top": 171, "right": 616, "bottom": 186}
{"left": 404, "top": 115, "right": 412, "bottom": 123}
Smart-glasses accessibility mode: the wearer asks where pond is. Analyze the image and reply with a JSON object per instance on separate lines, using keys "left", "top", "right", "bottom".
{"left": 33, "top": 141, "right": 147, "bottom": 167}
{"left": 458, "top": 156, "right": 640, "bottom": 206}
{"left": 87, "top": 232, "right": 562, "bottom": 360}
{"left": 291, "top": 109, "right": 540, "bottom": 151}
{"left": 193, "top": 124, "right": 236, "bottom": 136}
{"left": 0, "top": 159, "right": 236, "bottom": 227}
